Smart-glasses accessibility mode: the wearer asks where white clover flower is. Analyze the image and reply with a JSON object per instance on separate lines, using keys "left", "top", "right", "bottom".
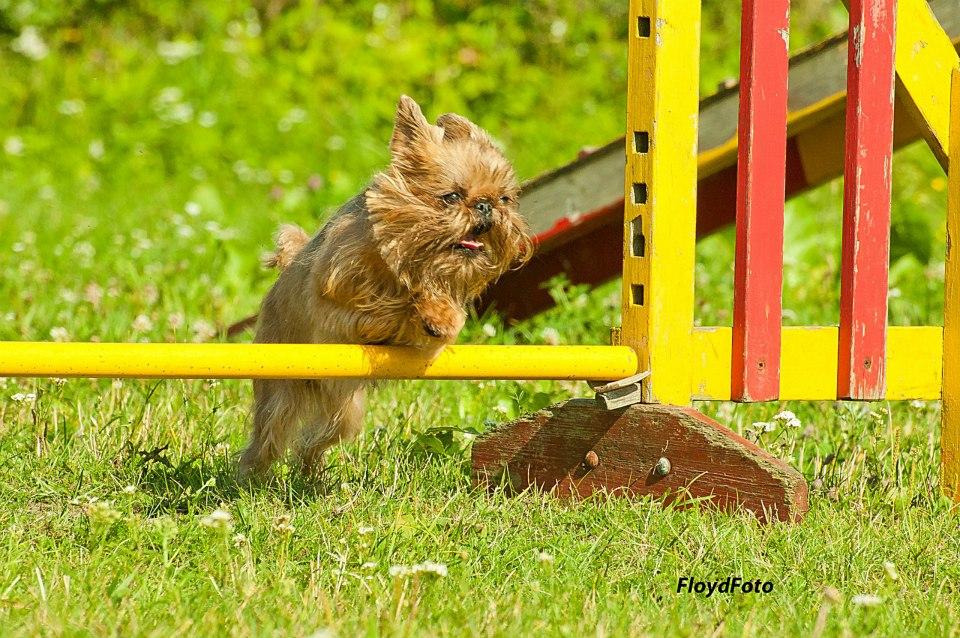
{"left": 4, "top": 136, "right": 24, "bottom": 156}
{"left": 11, "top": 392, "right": 37, "bottom": 404}
{"left": 272, "top": 514, "right": 295, "bottom": 535}
{"left": 537, "top": 551, "right": 555, "bottom": 563}
{"left": 132, "top": 314, "right": 153, "bottom": 333}
{"left": 84, "top": 499, "right": 121, "bottom": 526}
{"left": 84, "top": 283, "right": 103, "bottom": 307}
{"left": 388, "top": 565, "right": 410, "bottom": 577}
{"left": 540, "top": 327, "right": 561, "bottom": 346}
{"left": 88, "top": 139, "right": 105, "bottom": 160}
{"left": 550, "top": 19, "right": 568, "bottom": 39}
{"left": 122, "top": 485, "right": 137, "bottom": 494}
{"left": 11, "top": 26, "right": 48, "bottom": 60}
{"left": 191, "top": 319, "right": 217, "bottom": 342}
{"left": 372, "top": 3, "right": 390, "bottom": 21}
{"left": 200, "top": 508, "right": 233, "bottom": 530}
{"left": 358, "top": 526, "right": 375, "bottom": 535}
{"left": 482, "top": 323, "right": 497, "bottom": 337}
{"left": 883, "top": 561, "right": 899, "bottom": 581}
{"left": 58, "top": 99, "right": 85, "bottom": 116}
{"left": 851, "top": 594, "right": 882, "bottom": 607}
{"left": 198, "top": 111, "right": 218, "bottom": 128}
{"left": 49, "top": 326, "right": 70, "bottom": 342}
{"left": 361, "top": 561, "right": 377, "bottom": 569}
{"left": 157, "top": 40, "right": 202, "bottom": 64}
{"left": 773, "top": 410, "right": 802, "bottom": 428}
{"left": 412, "top": 561, "right": 448, "bottom": 577}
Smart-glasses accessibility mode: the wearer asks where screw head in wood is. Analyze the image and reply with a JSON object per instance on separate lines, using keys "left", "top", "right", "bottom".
{"left": 583, "top": 450, "right": 599, "bottom": 469}
{"left": 653, "top": 456, "right": 671, "bottom": 477}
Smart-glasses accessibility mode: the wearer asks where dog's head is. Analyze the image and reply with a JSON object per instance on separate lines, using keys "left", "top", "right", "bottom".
{"left": 366, "top": 96, "right": 531, "bottom": 301}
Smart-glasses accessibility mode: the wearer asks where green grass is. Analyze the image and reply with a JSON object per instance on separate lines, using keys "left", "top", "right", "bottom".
{"left": 1, "top": 1, "right": 958, "bottom": 636}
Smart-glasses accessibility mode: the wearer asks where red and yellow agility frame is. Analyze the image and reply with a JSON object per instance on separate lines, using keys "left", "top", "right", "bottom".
{"left": 2, "top": 0, "right": 959, "bottom": 517}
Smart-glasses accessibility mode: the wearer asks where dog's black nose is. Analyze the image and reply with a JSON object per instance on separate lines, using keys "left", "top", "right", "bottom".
{"left": 474, "top": 200, "right": 493, "bottom": 217}
{"left": 473, "top": 200, "right": 494, "bottom": 235}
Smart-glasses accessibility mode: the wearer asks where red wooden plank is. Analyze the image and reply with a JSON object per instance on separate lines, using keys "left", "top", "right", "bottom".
{"left": 472, "top": 399, "right": 809, "bottom": 523}
{"left": 837, "top": 0, "right": 896, "bottom": 400}
{"left": 732, "top": 0, "right": 791, "bottom": 401}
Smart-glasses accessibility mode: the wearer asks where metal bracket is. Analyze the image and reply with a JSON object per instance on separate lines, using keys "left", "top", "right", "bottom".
{"left": 590, "top": 370, "right": 651, "bottom": 410}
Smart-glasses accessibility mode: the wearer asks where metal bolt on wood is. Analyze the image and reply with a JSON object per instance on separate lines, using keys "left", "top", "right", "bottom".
{"left": 654, "top": 457, "right": 671, "bottom": 477}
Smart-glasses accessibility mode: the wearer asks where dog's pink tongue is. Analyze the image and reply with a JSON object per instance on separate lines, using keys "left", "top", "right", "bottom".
{"left": 459, "top": 239, "right": 484, "bottom": 250}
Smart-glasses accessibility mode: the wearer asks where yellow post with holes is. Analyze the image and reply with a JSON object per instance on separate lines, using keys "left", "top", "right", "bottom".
{"left": 622, "top": 0, "right": 701, "bottom": 404}
{"left": 942, "top": 68, "right": 960, "bottom": 499}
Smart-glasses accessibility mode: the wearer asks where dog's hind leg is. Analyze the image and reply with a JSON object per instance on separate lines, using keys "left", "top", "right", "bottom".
{"left": 239, "top": 379, "right": 304, "bottom": 477}
{"left": 295, "top": 380, "right": 367, "bottom": 475}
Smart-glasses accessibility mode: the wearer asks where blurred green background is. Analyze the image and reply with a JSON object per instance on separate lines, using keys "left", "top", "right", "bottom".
{"left": 0, "top": 0, "right": 948, "bottom": 347}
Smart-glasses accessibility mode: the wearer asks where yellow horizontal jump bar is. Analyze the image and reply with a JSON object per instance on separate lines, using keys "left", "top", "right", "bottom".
{"left": 0, "top": 342, "right": 639, "bottom": 381}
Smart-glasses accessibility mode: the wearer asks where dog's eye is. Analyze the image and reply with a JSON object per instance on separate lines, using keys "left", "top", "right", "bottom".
{"left": 441, "top": 192, "right": 462, "bottom": 205}
{"left": 499, "top": 195, "right": 513, "bottom": 205}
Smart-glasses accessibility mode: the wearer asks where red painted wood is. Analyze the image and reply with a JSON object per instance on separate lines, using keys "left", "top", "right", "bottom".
{"left": 837, "top": 0, "right": 896, "bottom": 400}
{"left": 472, "top": 399, "right": 809, "bottom": 523}
{"left": 732, "top": 0, "right": 791, "bottom": 402}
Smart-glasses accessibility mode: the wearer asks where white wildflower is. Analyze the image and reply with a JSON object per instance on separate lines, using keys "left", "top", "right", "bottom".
{"left": 550, "top": 19, "right": 568, "bottom": 39}
{"left": 412, "top": 561, "right": 447, "bottom": 577}
{"left": 358, "top": 526, "right": 375, "bottom": 535}
{"left": 910, "top": 400, "right": 925, "bottom": 409}
{"left": 272, "top": 513, "right": 295, "bottom": 535}
{"left": 122, "top": 485, "right": 137, "bottom": 494}
{"left": 540, "top": 327, "right": 561, "bottom": 346}
{"left": 198, "top": 111, "right": 217, "bottom": 128}
{"left": 772, "top": 410, "right": 802, "bottom": 428}
{"left": 157, "top": 40, "right": 202, "bottom": 64}
{"left": 49, "top": 326, "right": 70, "bottom": 342}
{"left": 191, "top": 319, "right": 217, "bottom": 342}
{"left": 184, "top": 201, "right": 202, "bottom": 216}
{"left": 232, "top": 533, "right": 248, "bottom": 547}
{"left": 58, "top": 99, "right": 85, "bottom": 116}
{"left": 361, "top": 561, "right": 377, "bottom": 569}
{"left": 753, "top": 421, "right": 776, "bottom": 433}
{"left": 482, "top": 323, "right": 497, "bottom": 337}
{"left": 11, "top": 392, "right": 37, "bottom": 404}
{"left": 883, "top": 561, "right": 899, "bottom": 581}
{"left": 851, "top": 594, "right": 882, "bottom": 607}
{"left": 11, "top": 26, "right": 48, "bottom": 60}
{"left": 88, "top": 139, "right": 105, "bottom": 160}
{"left": 84, "top": 283, "right": 103, "bottom": 307}
{"left": 372, "top": 3, "right": 390, "bottom": 21}
{"left": 200, "top": 508, "right": 233, "bottom": 530}
{"left": 4, "top": 136, "right": 24, "bottom": 156}
{"left": 132, "top": 314, "right": 153, "bottom": 333}
{"left": 84, "top": 499, "right": 121, "bottom": 525}
{"left": 537, "top": 551, "right": 555, "bottom": 563}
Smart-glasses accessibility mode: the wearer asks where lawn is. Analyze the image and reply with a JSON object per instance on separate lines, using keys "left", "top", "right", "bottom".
{"left": 1, "top": 1, "right": 958, "bottom": 636}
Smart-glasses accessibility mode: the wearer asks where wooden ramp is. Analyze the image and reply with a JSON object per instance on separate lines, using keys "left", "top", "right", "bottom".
{"left": 479, "top": 0, "right": 959, "bottom": 321}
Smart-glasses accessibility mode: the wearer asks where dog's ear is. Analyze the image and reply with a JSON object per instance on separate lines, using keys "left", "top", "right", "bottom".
{"left": 390, "top": 95, "right": 432, "bottom": 154}
{"left": 437, "top": 112, "right": 492, "bottom": 145}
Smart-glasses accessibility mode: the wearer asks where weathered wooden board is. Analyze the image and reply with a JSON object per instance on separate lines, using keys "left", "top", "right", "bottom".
{"left": 620, "top": 0, "right": 700, "bottom": 405}
{"left": 837, "top": 0, "right": 896, "bottom": 399}
{"left": 942, "top": 69, "right": 960, "bottom": 499}
{"left": 732, "top": 0, "right": 790, "bottom": 402}
{"left": 472, "top": 400, "right": 809, "bottom": 523}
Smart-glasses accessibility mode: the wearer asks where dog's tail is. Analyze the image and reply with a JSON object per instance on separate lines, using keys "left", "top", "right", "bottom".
{"left": 262, "top": 223, "right": 310, "bottom": 270}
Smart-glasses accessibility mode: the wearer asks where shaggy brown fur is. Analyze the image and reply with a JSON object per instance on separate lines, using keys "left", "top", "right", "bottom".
{"left": 239, "top": 96, "right": 531, "bottom": 476}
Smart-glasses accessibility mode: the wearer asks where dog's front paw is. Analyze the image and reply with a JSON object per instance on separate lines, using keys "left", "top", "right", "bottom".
{"left": 416, "top": 297, "right": 466, "bottom": 342}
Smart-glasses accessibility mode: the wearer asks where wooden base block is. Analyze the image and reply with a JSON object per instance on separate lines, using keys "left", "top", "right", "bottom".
{"left": 471, "top": 400, "right": 808, "bottom": 523}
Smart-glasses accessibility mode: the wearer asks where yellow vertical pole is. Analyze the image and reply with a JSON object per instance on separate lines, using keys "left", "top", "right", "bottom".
{"left": 623, "top": 0, "right": 701, "bottom": 404}
{"left": 942, "top": 68, "right": 960, "bottom": 499}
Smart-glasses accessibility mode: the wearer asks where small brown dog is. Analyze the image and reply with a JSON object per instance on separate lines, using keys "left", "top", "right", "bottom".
{"left": 239, "top": 96, "right": 531, "bottom": 476}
